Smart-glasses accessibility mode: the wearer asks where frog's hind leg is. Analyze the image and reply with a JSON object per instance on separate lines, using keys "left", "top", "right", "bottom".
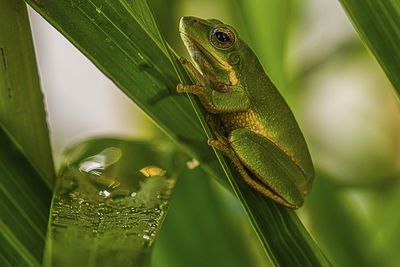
{"left": 205, "top": 114, "right": 229, "bottom": 141}
{"left": 207, "top": 129, "right": 297, "bottom": 208}
{"left": 227, "top": 128, "right": 305, "bottom": 208}
{"left": 208, "top": 135, "right": 295, "bottom": 208}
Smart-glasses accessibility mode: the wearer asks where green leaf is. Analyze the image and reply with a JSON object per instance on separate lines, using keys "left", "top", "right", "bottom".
{"left": 371, "top": 184, "right": 400, "bottom": 266}
{"left": 339, "top": 0, "right": 400, "bottom": 96}
{"left": 234, "top": 0, "right": 294, "bottom": 90}
{"left": 25, "top": 0, "right": 329, "bottom": 265}
{"left": 44, "top": 138, "right": 183, "bottom": 267}
{"left": 306, "top": 174, "right": 375, "bottom": 267}
{"left": 152, "top": 166, "right": 269, "bottom": 267}
{"left": 0, "top": 124, "right": 52, "bottom": 266}
{"left": 0, "top": 1, "right": 53, "bottom": 265}
{"left": 0, "top": 0, "right": 55, "bottom": 185}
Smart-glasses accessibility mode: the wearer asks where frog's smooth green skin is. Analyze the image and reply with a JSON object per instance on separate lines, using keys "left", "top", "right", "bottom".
{"left": 177, "top": 16, "right": 314, "bottom": 209}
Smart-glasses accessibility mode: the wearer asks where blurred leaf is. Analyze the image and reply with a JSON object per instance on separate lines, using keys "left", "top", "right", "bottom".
{"left": 25, "top": 0, "right": 329, "bottom": 265}
{"left": 0, "top": 124, "right": 52, "bottom": 266}
{"left": 339, "top": 0, "right": 400, "bottom": 96}
{"left": 0, "top": 1, "right": 53, "bottom": 265}
{"left": 294, "top": 39, "right": 364, "bottom": 84}
{"left": 369, "top": 182, "right": 400, "bottom": 267}
{"left": 152, "top": 166, "right": 269, "bottom": 267}
{"left": 43, "top": 138, "right": 184, "bottom": 267}
{"left": 0, "top": 0, "right": 55, "bottom": 185}
{"left": 234, "top": 0, "right": 294, "bottom": 90}
{"left": 305, "top": 173, "right": 377, "bottom": 267}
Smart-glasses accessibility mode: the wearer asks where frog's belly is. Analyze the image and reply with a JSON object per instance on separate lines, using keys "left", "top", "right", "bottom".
{"left": 219, "top": 109, "right": 268, "bottom": 138}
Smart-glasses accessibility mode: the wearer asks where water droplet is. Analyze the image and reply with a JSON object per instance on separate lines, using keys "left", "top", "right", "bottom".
{"left": 99, "top": 190, "right": 111, "bottom": 197}
{"left": 79, "top": 147, "right": 122, "bottom": 175}
{"left": 143, "top": 234, "right": 150, "bottom": 240}
{"left": 186, "top": 158, "right": 200, "bottom": 169}
{"left": 139, "top": 166, "right": 166, "bottom": 177}
{"left": 79, "top": 160, "right": 103, "bottom": 175}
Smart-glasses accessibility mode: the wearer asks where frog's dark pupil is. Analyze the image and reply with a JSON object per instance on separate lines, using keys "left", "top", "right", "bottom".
{"left": 216, "top": 31, "right": 230, "bottom": 42}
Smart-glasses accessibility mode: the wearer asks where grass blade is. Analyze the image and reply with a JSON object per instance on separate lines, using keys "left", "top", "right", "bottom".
{"left": 339, "top": 0, "right": 400, "bottom": 96}
{"left": 152, "top": 166, "right": 269, "bottom": 267}
{"left": 0, "top": 1, "right": 53, "bottom": 265}
{"left": 0, "top": 0, "right": 55, "bottom": 185}
{"left": 44, "top": 138, "right": 183, "bottom": 267}
{"left": 306, "top": 174, "right": 374, "bottom": 266}
{"left": 0, "top": 125, "right": 52, "bottom": 266}
{"left": 234, "top": 0, "right": 294, "bottom": 89}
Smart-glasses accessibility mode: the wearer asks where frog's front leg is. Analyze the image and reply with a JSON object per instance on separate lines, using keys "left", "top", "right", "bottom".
{"left": 179, "top": 57, "right": 204, "bottom": 85}
{"left": 177, "top": 83, "right": 250, "bottom": 113}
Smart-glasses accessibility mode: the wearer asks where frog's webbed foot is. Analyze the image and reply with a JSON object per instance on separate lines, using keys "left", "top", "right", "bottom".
{"left": 176, "top": 84, "right": 203, "bottom": 94}
{"left": 205, "top": 114, "right": 227, "bottom": 140}
{"left": 207, "top": 120, "right": 232, "bottom": 158}
{"left": 207, "top": 138, "right": 230, "bottom": 155}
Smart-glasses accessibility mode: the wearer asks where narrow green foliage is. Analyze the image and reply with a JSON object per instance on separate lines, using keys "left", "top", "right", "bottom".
{"left": 153, "top": 167, "right": 269, "bottom": 267}
{"left": 0, "top": 1, "right": 54, "bottom": 265}
{"left": 0, "top": 0, "right": 55, "bottom": 185}
{"left": 0, "top": 125, "right": 52, "bottom": 266}
{"left": 340, "top": 0, "right": 400, "bottom": 96}
{"left": 235, "top": 0, "right": 294, "bottom": 89}
{"left": 306, "top": 175, "right": 374, "bottom": 267}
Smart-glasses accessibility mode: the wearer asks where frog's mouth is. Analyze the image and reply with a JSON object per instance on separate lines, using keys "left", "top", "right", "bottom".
{"left": 179, "top": 31, "right": 238, "bottom": 86}
{"left": 179, "top": 31, "right": 230, "bottom": 70}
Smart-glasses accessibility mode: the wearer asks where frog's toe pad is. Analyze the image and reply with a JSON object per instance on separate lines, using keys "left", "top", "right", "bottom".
{"left": 176, "top": 83, "right": 184, "bottom": 93}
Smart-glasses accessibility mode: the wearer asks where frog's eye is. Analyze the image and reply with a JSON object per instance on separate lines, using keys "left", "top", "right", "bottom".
{"left": 211, "top": 27, "right": 235, "bottom": 49}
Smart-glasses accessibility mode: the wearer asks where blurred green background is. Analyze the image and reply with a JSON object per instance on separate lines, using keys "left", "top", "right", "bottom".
{"left": 15, "top": 0, "right": 400, "bottom": 266}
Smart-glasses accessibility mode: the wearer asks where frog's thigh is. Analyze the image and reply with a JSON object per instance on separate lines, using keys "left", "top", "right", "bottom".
{"left": 229, "top": 128, "right": 304, "bottom": 207}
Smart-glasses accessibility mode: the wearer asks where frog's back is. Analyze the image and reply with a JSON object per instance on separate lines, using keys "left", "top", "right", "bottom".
{"left": 241, "top": 52, "right": 314, "bottom": 193}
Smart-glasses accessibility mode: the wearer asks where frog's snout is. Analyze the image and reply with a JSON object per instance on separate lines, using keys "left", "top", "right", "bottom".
{"left": 179, "top": 16, "right": 206, "bottom": 31}
{"left": 179, "top": 17, "right": 185, "bottom": 31}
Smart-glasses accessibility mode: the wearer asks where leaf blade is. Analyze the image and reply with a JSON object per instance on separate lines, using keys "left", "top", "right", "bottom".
{"left": 152, "top": 167, "right": 269, "bottom": 267}
{"left": 0, "top": 125, "right": 52, "bottom": 266}
{"left": 0, "top": 0, "right": 55, "bottom": 185}
{"left": 339, "top": 0, "right": 400, "bottom": 96}
{"left": 44, "top": 138, "right": 182, "bottom": 267}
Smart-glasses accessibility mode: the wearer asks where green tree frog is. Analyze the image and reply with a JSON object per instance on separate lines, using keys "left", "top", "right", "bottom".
{"left": 176, "top": 16, "right": 314, "bottom": 209}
